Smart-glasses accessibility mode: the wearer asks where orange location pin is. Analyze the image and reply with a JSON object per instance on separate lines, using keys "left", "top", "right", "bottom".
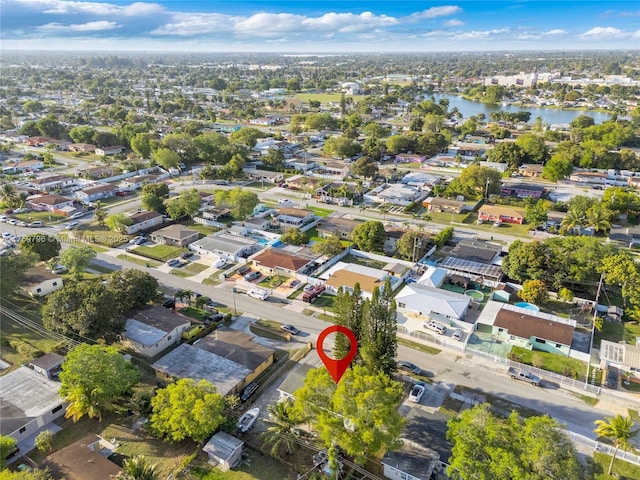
{"left": 316, "top": 325, "right": 358, "bottom": 384}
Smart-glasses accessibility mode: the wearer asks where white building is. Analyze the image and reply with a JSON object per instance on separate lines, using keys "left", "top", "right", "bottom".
{"left": 123, "top": 306, "right": 192, "bottom": 358}
{"left": 203, "top": 432, "right": 244, "bottom": 471}
{"left": 19, "top": 267, "right": 64, "bottom": 297}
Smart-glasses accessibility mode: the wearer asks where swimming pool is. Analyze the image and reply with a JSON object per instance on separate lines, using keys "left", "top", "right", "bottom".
{"left": 515, "top": 302, "right": 540, "bottom": 312}
{"left": 464, "top": 290, "right": 484, "bottom": 301}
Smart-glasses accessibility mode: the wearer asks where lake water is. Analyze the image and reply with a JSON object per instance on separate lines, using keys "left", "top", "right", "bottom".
{"left": 430, "top": 93, "right": 614, "bottom": 125}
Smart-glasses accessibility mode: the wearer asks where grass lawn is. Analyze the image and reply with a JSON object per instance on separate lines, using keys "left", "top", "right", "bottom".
{"left": 250, "top": 321, "right": 287, "bottom": 341}
{"left": 342, "top": 253, "right": 387, "bottom": 270}
{"left": 202, "top": 275, "right": 222, "bottom": 286}
{"left": 312, "top": 294, "right": 335, "bottom": 311}
{"left": 295, "top": 92, "right": 365, "bottom": 104}
{"left": 258, "top": 274, "right": 288, "bottom": 288}
{"left": 426, "top": 211, "right": 470, "bottom": 224}
{"left": 306, "top": 206, "right": 334, "bottom": 217}
{"left": 181, "top": 219, "right": 222, "bottom": 236}
{"left": 245, "top": 181, "right": 276, "bottom": 190}
{"left": 117, "top": 254, "right": 161, "bottom": 268}
{"left": 192, "top": 448, "right": 294, "bottom": 479}
{"left": 288, "top": 289, "right": 303, "bottom": 300}
{"left": 89, "top": 262, "right": 116, "bottom": 273}
{"left": 172, "top": 262, "right": 210, "bottom": 277}
{"left": 397, "top": 337, "right": 442, "bottom": 355}
{"left": 13, "top": 211, "right": 67, "bottom": 223}
{"left": 179, "top": 306, "right": 210, "bottom": 321}
{"left": 72, "top": 227, "right": 131, "bottom": 247}
{"left": 511, "top": 346, "right": 588, "bottom": 381}
{"left": 135, "top": 244, "right": 183, "bottom": 261}
{"left": 592, "top": 452, "right": 640, "bottom": 480}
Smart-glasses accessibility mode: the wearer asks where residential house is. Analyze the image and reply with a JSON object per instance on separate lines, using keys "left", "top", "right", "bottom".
{"left": 478, "top": 205, "right": 525, "bottom": 225}
{"left": 29, "top": 175, "right": 77, "bottom": 192}
{"left": 190, "top": 230, "right": 261, "bottom": 262}
{"left": 312, "top": 161, "right": 350, "bottom": 179}
{"left": 25, "top": 136, "right": 52, "bottom": 147}
{"left": 608, "top": 225, "right": 640, "bottom": 249}
{"left": 284, "top": 175, "right": 321, "bottom": 191}
{"left": 95, "top": 145, "right": 124, "bottom": 156}
{"left": 75, "top": 183, "right": 118, "bottom": 202}
{"left": 316, "top": 216, "right": 361, "bottom": 240}
{"left": 277, "top": 363, "right": 314, "bottom": 400}
{"left": 423, "top": 197, "right": 465, "bottom": 214}
{"left": 599, "top": 340, "right": 640, "bottom": 373}
{"left": 203, "top": 432, "right": 244, "bottom": 472}
{"left": 68, "top": 143, "right": 96, "bottom": 153}
{"left": 569, "top": 171, "right": 608, "bottom": 185}
{"left": 123, "top": 306, "right": 192, "bottom": 358}
{"left": 41, "top": 435, "right": 122, "bottom": 480}
{"left": 416, "top": 267, "right": 448, "bottom": 288}
{"left": 395, "top": 283, "right": 471, "bottom": 323}
{"left": 150, "top": 224, "right": 200, "bottom": 247}
{"left": 29, "top": 352, "right": 65, "bottom": 380}
{"left": 197, "top": 191, "right": 215, "bottom": 205}
{"left": 449, "top": 240, "right": 503, "bottom": 265}
{"left": 124, "top": 211, "right": 163, "bottom": 235}
{"left": 401, "top": 172, "right": 441, "bottom": 188}
{"left": 519, "top": 164, "right": 544, "bottom": 177}
{"left": 0, "top": 366, "right": 65, "bottom": 446}
{"left": 276, "top": 207, "right": 315, "bottom": 228}
{"left": 202, "top": 206, "right": 232, "bottom": 222}
{"left": 243, "top": 216, "right": 272, "bottom": 231}
{"left": 4, "top": 159, "right": 44, "bottom": 173}
{"left": 119, "top": 174, "right": 162, "bottom": 191}
{"left": 28, "top": 194, "right": 74, "bottom": 215}
{"left": 395, "top": 154, "right": 426, "bottom": 163}
{"left": 500, "top": 183, "right": 545, "bottom": 199}
{"left": 364, "top": 183, "right": 426, "bottom": 206}
{"left": 250, "top": 248, "right": 317, "bottom": 275}
{"left": 382, "top": 439, "right": 439, "bottom": 480}
{"left": 248, "top": 117, "right": 277, "bottom": 126}
{"left": 78, "top": 165, "right": 116, "bottom": 180}
{"left": 321, "top": 262, "right": 400, "bottom": 298}
{"left": 244, "top": 169, "right": 284, "bottom": 183}
{"left": 20, "top": 267, "right": 63, "bottom": 297}
{"left": 477, "top": 301, "right": 576, "bottom": 356}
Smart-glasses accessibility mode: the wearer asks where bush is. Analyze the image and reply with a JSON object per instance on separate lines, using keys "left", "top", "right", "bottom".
{"left": 9, "top": 339, "right": 42, "bottom": 358}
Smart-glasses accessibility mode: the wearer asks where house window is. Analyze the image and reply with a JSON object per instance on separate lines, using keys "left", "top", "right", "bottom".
{"left": 19, "top": 427, "right": 26, "bottom": 434}
{"left": 52, "top": 405, "right": 63, "bottom": 414}
{"left": 497, "top": 328, "right": 504, "bottom": 333}
{"left": 167, "top": 335, "right": 171, "bottom": 341}
{"left": 535, "top": 338, "right": 546, "bottom": 344}
{"left": 398, "top": 302, "right": 406, "bottom": 308}
{"left": 510, "top": 335, "right": 516, "bottom": 341}
{"left": 36, "top": 288, "right": 42, "bottom": 293}
{"left": 555, "top": 343, "right": 562, "bottom": 348}
{"left": 52, "top": 282, "right": 58, "bottom": 286}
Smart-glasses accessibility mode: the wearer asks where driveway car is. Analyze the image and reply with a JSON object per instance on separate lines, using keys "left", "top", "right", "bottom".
{"left": 605, "top": 366, "right": 619, "bottom": 389}
{"left": 280, "top": 324, "right": 299, "bottom": 335}
{"left": 182, "top": 324, "right": 206, "bottom": 340}
{"left": 213, "top": 258, "right": 227, "bottom": 269}
{"left": 28, "top": 221, "right": 43, "bottom": 227}
{"left": 244, "top": 271, "right": 262, "bottom": 281}
{"left": 166, "top": 258, "right": 181, "bottom": 267}
{"left": 181, "top": 251, "right": 194, "bottom": 260}
{"left": 69, "top": 211, "right": 87, "bottom": 220}
{"left": 397, "top": 361, "right": 422, "bottom": 375}
{"left": 162, "top": 299, "right": 175, "bottom": 309}
{"left": 240, "top": 382, "right": 259, "bottom": 402}
{"left": 51, "top": 264, "right": 68, "bottom": 274}
{"left": 409, "top": 382, "right": 426, "bottom": 403}
{"left": 452, "top": 329, "right": 465, "bottom": 341}
{"left": 424, "top": 321, "right": 447, "bottom": 335}
{"left": 65, "top": 222, "right": 80, "bottom": 230}
{"left": 238, "top": 265, "right": 251, "bottom": 276}
{"left": 289, "top": 280, "right": 301, "bottom": 288}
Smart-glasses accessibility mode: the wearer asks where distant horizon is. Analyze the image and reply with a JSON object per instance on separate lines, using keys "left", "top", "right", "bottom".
{"left": 2, "top": 1, "right": 639, "bottom": 53}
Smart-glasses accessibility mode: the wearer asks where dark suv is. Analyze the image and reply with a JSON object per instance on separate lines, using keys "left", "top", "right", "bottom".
{"left": 240, "top": 382, "right": 259, "bottom": 402}
{"left": 605, "top": 366, "right": 619, "bottom": 389}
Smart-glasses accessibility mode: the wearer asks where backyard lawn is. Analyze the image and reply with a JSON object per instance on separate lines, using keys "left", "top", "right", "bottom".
{"left": 181, "top": 219, "right": 223, "bottom": 236}
{"left": 117, "top": 254, "right": 161, "bottom": 268}
{"left": 595, "top": 320, "right": 640, "bottom": 348}
{"left": 306, "top": 206, "right": 334, "bottom": 217}
{"left": 510, "top": 346, "right": 589, "bottom": 381}
{"left": 593, "top": 452, "right": 640, "bottom": 480}
{"left": 13, "top": 211, "right": 67, "bottom": 223}
{"left": 135, "top": 244, "right": 183, "bottom": 261}
{"left": 172, "top": 262, "right": 210, "bottom": 277}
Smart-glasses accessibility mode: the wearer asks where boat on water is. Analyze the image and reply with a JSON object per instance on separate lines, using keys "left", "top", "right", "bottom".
{"left": 237, "top": 407, "right": 260, "bottom": 433}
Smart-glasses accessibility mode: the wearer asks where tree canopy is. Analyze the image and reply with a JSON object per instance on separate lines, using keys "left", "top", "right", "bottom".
{"left": 351, "top": 220, "right": 386, "bottom": 253}
{"left": 447, "top": 403, "right": 581, "bottom": 480}
{"left": 19, "top": 234, "right": 61, "bottom": 261}
{"left": 60, "top": 245, "right": 96, "bottom": 279}
{"left": 60, "top": 344, "right": 140, "bottom": 421}
{"left": 0, "top": 251, "right": 38, "bottom": 298}
{"left": 165, "top": 189, "right": 201, "bottom": 220}
{"left": 150, "top": 378, "right": 226, "bottom": 443}
{"left": 214, "top": 187, "right": 258, "bottom": 219}
{"left": 312, "top": 235, "right": 345, "bottom": 257}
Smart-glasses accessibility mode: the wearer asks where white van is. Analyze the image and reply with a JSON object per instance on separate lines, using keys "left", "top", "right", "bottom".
{"left": 423, "top": 321, "right": 447, "bottom": 335}
{"left": 28, "top": 221, "right": 43, "bottom": 227}
{"left": 247, "top": 288, "right": 269, "bottom": 300}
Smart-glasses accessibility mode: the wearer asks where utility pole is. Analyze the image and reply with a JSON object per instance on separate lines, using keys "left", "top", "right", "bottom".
{"left": 484, "top": 177, "right": 490, "bottom": 200}
{"left": 584, "top": 273, "right": 604, "bottom": 390}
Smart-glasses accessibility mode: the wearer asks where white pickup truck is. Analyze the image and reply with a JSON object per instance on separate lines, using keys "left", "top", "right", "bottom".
{"left": 508, "top": 367, "right": 541, "bottom": 386}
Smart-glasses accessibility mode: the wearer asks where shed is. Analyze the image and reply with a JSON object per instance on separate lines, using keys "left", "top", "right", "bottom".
{"left": 29, "top": 352, "right": 65, "bottom": 379}
{"left": 203, "top": 432, "right": 244, "bottom": 471}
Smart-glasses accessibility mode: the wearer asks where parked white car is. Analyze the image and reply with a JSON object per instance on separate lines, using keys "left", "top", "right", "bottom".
{"left": 409, "top": 382, "right": 426, "bottom": 403}
{"left": 247, "top": 288, "right": 269, "bottom": 300}
{"left": 213, "top": 258, "right": 227, "bottom": 269}
{"left": 424, "top": 321, "right": 447, "bottom": 335}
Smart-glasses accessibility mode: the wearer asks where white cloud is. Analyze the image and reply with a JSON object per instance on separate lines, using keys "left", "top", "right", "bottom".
{"left": 151, "top": 13, "right": 236, "bottom": 36}
{"left": 443, "top": 19, "right": 464, "bottom": 27}
{"left": 455, "top": 28, "right": 510, "bottom": 40}
{"left": 546, "top": 29, "right": 567, "bottom": 36}
{"left": 579, "top": 26, "right": 627, "bottom": 38}
{"left": 517, "top": 29, "right": 567, "bottom": 40}
{"left": 407, "top": 6, "right": 463, "bottom": 21}
{"left": 37, "top": 20, "right": 120, "bottom": 31}
{"left": 12, "top": 0, "right": 164, "bottom": 16}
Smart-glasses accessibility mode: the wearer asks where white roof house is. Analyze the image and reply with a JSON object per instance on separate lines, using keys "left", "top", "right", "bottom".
{"left": 395, "top": 283, "right": 471, "bottom": 321}
{"left": 203, "top": 432, "right": 244, "bottom": 471}
{"left": 416, "top": 267, "right": 448, "bottom": 288}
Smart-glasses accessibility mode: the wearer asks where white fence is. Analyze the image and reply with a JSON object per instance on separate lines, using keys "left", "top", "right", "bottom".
{"left": 564, "top": 429, "right": 640, "bottom": 466}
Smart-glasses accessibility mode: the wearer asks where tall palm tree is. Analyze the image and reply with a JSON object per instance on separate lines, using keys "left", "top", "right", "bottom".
{"left": 1, "top": 183, "right": 16, "bottom": 208}
{"left": 594, "top": 414, "right": 639, "bottom": 475}
{"left": 261, "top": 400, "right": 302, "bottom": 456}
{"left": 586, "top": 204, "right": 612, "bottom": 233}
{"left": 118, "top": 455, "right": 158, "bottom": 480}
{"left": 15, "top": 192, "right": 29, "bottom": 212}
{"left": 560, "top": 209, "right": 585, "bottom": 235}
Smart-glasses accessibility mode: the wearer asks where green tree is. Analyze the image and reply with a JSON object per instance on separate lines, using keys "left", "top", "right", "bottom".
{"left": 106, "top": 213, "right": 133, "bottom": 234}
{"left": 361, "top": 279, "right": 397, "bottom": 375}
{"left": 1, "top": 184, "right": 16, "bottom": 207}
{"left": 352, "top": 220, "right": 385, "bottom": 253}
{"left": 0, "top": 468, "right": 55, "bottom": 479}
{"left": 214, "top": 187, "right": 259, "bottom": 219}
{"left": 93, "top": 200, "right": 108, "bottom": 228}
{"left": 515, "top": 133, "right": 548, "bottom": 164}
{"left": 0, "top": 435, "right": 17, "bottom": 470}
{"left": 446, "top": 165, "right": 501, "bottom": 199}
{"left": 432, "top": 226, "right": 454, "bottom": 248}
{"left": 486, "top": 142, "right": 525, "bottom": 170}
{"left": 594, "top": 415, "right": 639, "bottom": 476}
{"left": 22, "top": 100, "right": 45, "bottom": 113}
{"left": 106, "top": 269, "right": 159, "bottom": 312}
{"left": 558, "top": 287, "right": 574, "bottom": 303}
{"left": 519, "top": 279, "right": 547, "bottom": 304}
{"left": 0, "top": 251, "right": 38, "bottom": 298}
{"left": 262, "top": 149, "right": 285, "bottom": 169}
{"left": 312, "top": 235, "right": 345, "bottom": 257}
{"left": 60, "top": 245, "right": 96, "bottom": 280}
{"left": 447, "top": 404, "right": 580, "bottom": 480}
{"left": 542, "top": 154, "right": 573, "bottom": 181}
{"left": 19, "top": 234, "right": 60, "bottom": 261}
{"left": 599, "top": 252, "right": 640, "bottom": 310}
{"left": 293, "top": 366, "right": 405, "bottom": 464}
{"left": 141, "top": 194, "right": 165, "bottom": 214}
{"left": 43, "top": 282, "right": 126, "bottom": 341}
{"left": 280, "top": 227, "right": 307, "bottom": 246}
{"left": 586, "top": 203, "right": 613, "bottom": 233}
{"left": 333, "top": 285, "right": 364, "bottom": 364}
{"left": 524, "top": 199, "right": 549, "bottom": 227}
{"left": 230, "top": 127, "right": 263, "bottom": 148}
{"left": 165, "top": 189, "right": 201, "bottom": 220}
{"left": 262, "top": 400, "right": 303, "bottom": 456}
{"left": 484, "top": 85, "right": 506, "bottom": 103}
{"left": 396, "top": 231, "right": 428, "bottom": 261}
{"left": 161, "top": 133, "right": 197, "bottom": 163}
{"left": 60, "top": 344, "right": 140, "bottom": 421}
{"left": 34, "top": 430, "right": 54, "bottom": 454}
{"left": 36, "top": 115, "right": 64, "bottom": 138}
{"left": 152, "top": 148, "right": 180, "bottom": 170}
{"left": 118, "top": 455, "right": 158, "bottom": 480}
{"left": 150, "top": 379, "right": 226, "bottom": 443}
{"left": 68, "top": 126, "right": 97, "bottom": 144}
{"left": 323, "top": 136, "right": 361, "bottom": 159}
{"left": 130, "top": 133, "right": 153, "bottom": 159}
{"left": 350, "top": 157, "right": 378, "bottom": 179}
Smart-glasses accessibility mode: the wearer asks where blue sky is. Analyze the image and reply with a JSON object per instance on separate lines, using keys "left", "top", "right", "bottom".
{"left": 1, "top": 0, "right": 639, "bottom": 52}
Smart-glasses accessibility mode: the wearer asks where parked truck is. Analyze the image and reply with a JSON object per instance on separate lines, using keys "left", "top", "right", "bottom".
{"left": 302, "top": 284, "right": 326, "bottom": 303}
{"left": 508, "top": 367, "right": 541, "bottom": 386}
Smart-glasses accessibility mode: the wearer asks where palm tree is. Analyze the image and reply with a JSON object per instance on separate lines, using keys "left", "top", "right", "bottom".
{"left": 118, "top": 455, "right": 158, "bottom": 480}
{"left": 1, "top": 183, "right": 16, "bottom": 208}
{"left": 560, "top": 209, "right": 585, "bottom": 235}
{"left": 586, "top": 204, "right": 612, "bottom": 233}
{"left": 174, "top": 289, "right": 190, "bottom": 306}
{"left": 594, "top": 414, "right": 639, "bottom": 475}
{"left": 94, "top": 200, "right": 107, "bottom": 228}
{"left": 261, "top": 400, "right": 302, "bottom": 456}
{"left": 194, "top": 295, "right": 208, "bottom": 310}
{"left": 15, "top": 192, "right": 29, "bottom": 212}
